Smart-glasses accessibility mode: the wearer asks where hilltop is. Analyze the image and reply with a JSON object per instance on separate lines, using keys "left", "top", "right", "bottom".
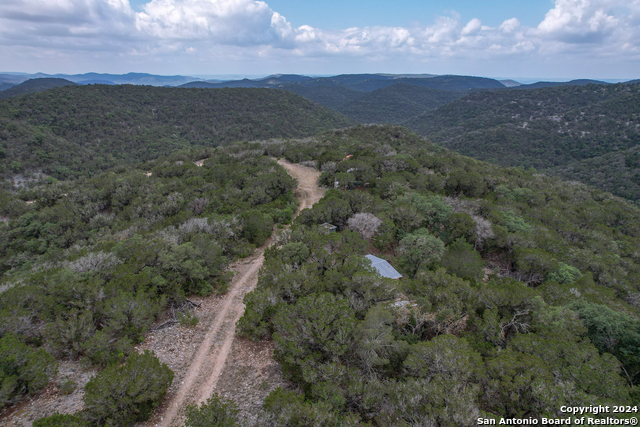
{"left": 0, "top": 78, "right": 77, "bottom": 100}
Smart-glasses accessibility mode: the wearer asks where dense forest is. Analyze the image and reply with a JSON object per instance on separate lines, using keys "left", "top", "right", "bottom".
{"left": 0, "top": 85, "right": 354, "bottom": 181}
{"left": 283, "top": 85, "right": 366, "bottom": 110}
{"left": 233, "top": 125, "right": 640, "bottom": 426}
{"left": 404, "top": 82, "right": 640, "bottom": 201}
{"left": 335, "top": 84, "right": 464, "bottom": 124}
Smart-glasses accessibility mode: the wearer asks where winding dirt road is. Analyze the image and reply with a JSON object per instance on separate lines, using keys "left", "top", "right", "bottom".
{"left": 154, "top": 159, "right": 324, "bottom": 427}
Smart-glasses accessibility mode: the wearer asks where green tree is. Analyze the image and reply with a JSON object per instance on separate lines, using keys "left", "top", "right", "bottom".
{"left": 263, "top": 387, "right": 359, "bottom": 427}
{"left": 571, "top": 301, "right": 640, "bottom": 386}
{"left": 241, "top": 210, "right": 274, "bottom": 246}
{"left": 483, "top": 349, "right": 557, "bottom": 417}
{"left": 440, "top": 239, "right": 484, "bottom": 281}
{"left": 398, "top": 229, "right": 445, "bottom": 278}
{"left": 273, "top": 293, "right": 357, "bottom": 382}
{"left": 546, "top": 262, "right": 581, "bottom": 284}
{"left": 355, "top": 305, "right": 406, "bottom": 375}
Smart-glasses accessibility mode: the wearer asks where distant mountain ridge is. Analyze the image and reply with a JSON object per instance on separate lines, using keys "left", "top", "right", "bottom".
{"left": 0, "top": 72, "right": 201, "bottom": 87}
{"left": 179, "top": 73, "right": 506, "bottom": 92}
{"left": 516, "top": 79, "right": 610, "bottom": 89}
{"left": 0, "top": 78, "right": 76, "bottom": 100}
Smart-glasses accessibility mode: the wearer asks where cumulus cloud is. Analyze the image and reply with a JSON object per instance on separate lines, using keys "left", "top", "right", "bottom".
{"left": 499, "top": 18, "right": 520, "bottom": 33}
{"left": 537, "top": 0, "right": 620, "bottom": 43}
{"left": 0, "top": 0, "right": 638, "bottom": 72}
{"left": 462, "top": 18, "right": 482, "bottom": 36}
{"left": 135, "top": 0, "right": 292, "bottom": 46}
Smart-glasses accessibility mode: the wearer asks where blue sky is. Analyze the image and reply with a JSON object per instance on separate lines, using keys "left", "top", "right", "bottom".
{"left": 127, "top": 0, "right": 555, "bottom": 29}
{"left": 0, "top": 0, "right": 638, "bottom": 79}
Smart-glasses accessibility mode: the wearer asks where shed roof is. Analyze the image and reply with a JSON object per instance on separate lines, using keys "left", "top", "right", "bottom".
{"left": 365, "top": 254, "right": 403, "bottom": 279}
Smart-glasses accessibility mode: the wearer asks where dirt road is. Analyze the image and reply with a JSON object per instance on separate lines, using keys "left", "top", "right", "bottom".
{"left": 277, "top": 159, "right": 325, "bottom": 214}
{"left": 150, "top": 159, "right": 323, "bottom": 427}
{"left": 0, "top": 159, "right": 325, "bottom": 427}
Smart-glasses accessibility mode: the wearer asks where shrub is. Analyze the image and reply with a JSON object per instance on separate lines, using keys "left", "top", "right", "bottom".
{"left": 33, "top": 413, "right": 88, "bottom": 427}
{"left": 59, "top": 379, "right": 76, "bottom": 395}
{"left": 178, "top": 310, "right": 199, "bottom": 327}
{"left": 83, "top": 351, "right": 173, "bottom": 426}
{"left": 0, "top": 334, "right": 58, "bottom": 407}
{"left": 184, "top": 393, "right": 241, "bottom": 427}
{"left": 241, "top": 211, "right": 274, "bottom": 246}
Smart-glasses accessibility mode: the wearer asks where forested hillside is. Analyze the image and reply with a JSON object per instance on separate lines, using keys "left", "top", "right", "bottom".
{"left": 336, "top": 83, "right": 464, "bottom": 124}
{"left": 343, "top": 75, "right": 505, "bottom": 92}
{"left": 235, "top": 125, "right": 640, "bottom": 425}
{"left": 404, "top": 82, "right": 640, "bottom": 201}
{"left": 0, "top": 85, "right": 355, "bottom": 181}
{"left": 283, "top": 85, "right": 366, "bottom": 110}
{"left": 516, "top": 79, "right": 609, "bottom": 89}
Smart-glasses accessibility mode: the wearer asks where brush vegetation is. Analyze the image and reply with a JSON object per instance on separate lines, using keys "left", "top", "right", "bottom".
{"left": 238, "top": 125, "right": 640, "bottom": 426}
{"left": 0, "top": 79, "right": 637, "bottom": 426}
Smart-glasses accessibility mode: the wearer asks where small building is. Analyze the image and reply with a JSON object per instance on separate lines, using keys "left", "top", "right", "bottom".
{"left": 320, "top": 223, "right": 337, "bottom": 233}
{"left": 365, "top": 254, "right": 402, "bottom": 280}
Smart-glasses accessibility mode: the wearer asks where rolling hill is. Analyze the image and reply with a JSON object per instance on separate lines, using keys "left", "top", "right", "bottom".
{"left": 335, "top": 83, "right": 465, "bottom": 123}
{"left": 342, "top": 75, "right": 505, "bottom": 91}
{"left": 0, "top": 78, "right": 77, "bottom": 100}
{"left": 516, "top": 79, "right": 610, "bottom": 89}
{"left": 0, "top": 72, "right": 202, "bottom": 87}
{"left": 180, "top": 74, "right": 505, "bottom": 123}
{"left": 0, "top": 85, "right": 355, "bottom": 181}
{"left": 179, "top": 73, "right": 505, "bottom": 92}
{"left": 404, "top": 82, "right": 640, "bottom": 200}
{"left": 282, "top": 85, "right": 366, "bottom": 109}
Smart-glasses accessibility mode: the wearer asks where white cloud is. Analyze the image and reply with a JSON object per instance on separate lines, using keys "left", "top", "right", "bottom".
{"left": 537, "top": 0, "right": 619, "bottom": 43}
{"left": 0, "top": 0, "right": 638, "bottom": 75}
{"left": 135, "top": 0, "right": 291, "bottom": 46}
{"left": 499, "top": 18, "right": 520, "bottom": 33}
{"left": 462, "top": 18, "right": 482, "bottom": 36}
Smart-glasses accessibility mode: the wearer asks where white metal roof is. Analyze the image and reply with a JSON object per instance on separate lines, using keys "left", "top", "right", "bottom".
{"left": 365, "top": 254, "right": 403, "bottom": 279}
